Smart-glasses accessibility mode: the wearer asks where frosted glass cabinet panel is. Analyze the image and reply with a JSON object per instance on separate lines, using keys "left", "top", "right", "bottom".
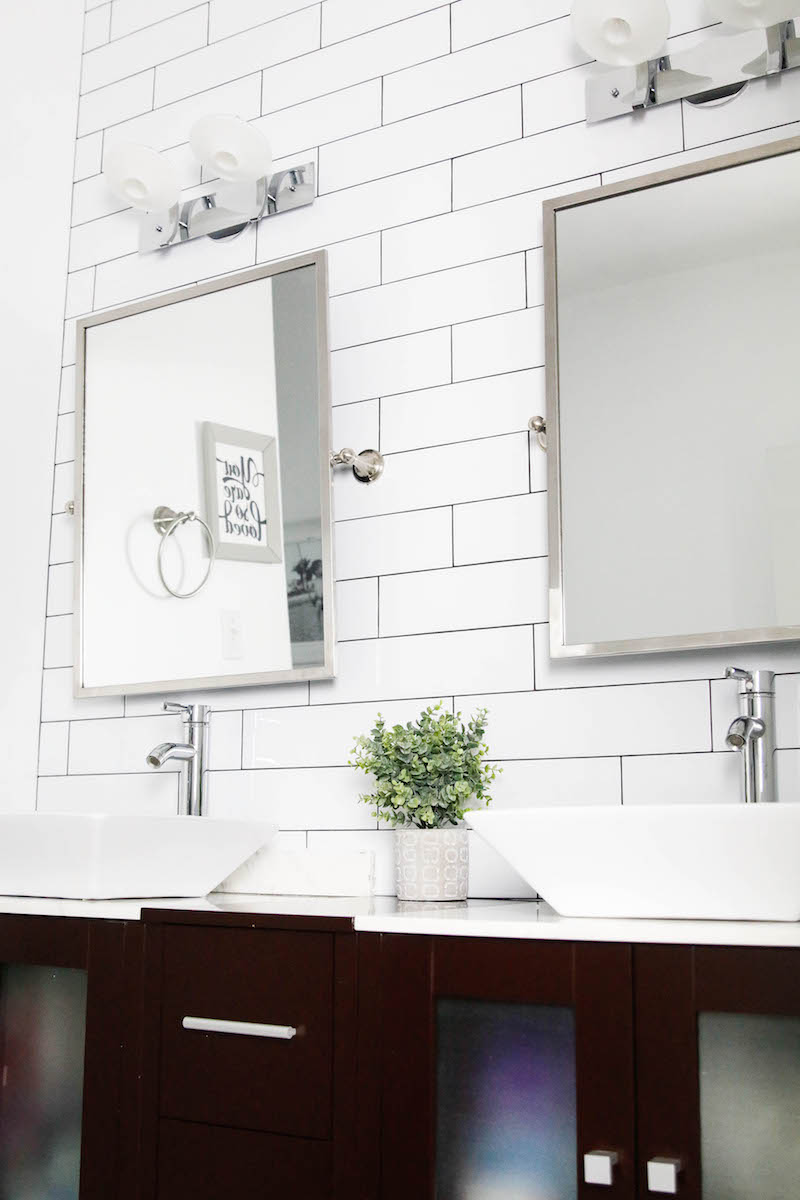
{"left": 0, "top": 965, "right": 88, "bottom": 1200}
{"left": 436, "top": 999, "right": 577, "bottom": 1200}
{"left": 699, "top": 1012, "right": 800, "bottom": 1200}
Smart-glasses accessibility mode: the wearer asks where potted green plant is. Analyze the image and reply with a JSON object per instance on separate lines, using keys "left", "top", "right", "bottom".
{"left": 350, "top": 704, "right": 499, "bottom": 901}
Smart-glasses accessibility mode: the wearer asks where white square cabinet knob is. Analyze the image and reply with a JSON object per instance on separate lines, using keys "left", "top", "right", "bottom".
{"left": 583, "top": 1150, "right": 618, "bottom": 1186}
{"left": 647, "top": 1157, "right": 681, "bottom": 1194}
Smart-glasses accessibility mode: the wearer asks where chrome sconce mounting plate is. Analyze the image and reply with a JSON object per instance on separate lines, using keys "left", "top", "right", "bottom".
{"left": 330, "top": 447, "right": 385, "bottom": 484}
{"left": 140, "top": 163, "right": 315, "bottom": 253}
{"left": 586, "top": 20, "right": 799, "bottom": 123}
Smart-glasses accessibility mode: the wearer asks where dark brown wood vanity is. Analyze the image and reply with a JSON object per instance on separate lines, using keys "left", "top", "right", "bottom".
{"left": 139, "top": 908, "right": 358, "bottom": 1200}
{"left": 1, "top": 907, "right": 798, "bottom": 1200}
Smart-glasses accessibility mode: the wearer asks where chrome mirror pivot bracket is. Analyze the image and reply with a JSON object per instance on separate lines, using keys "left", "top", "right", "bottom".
{"left": 529, "top": 416, "right": 547, "bottom": 450}
{"left": 330, "top": 447, "right": 385, "bottom": 484}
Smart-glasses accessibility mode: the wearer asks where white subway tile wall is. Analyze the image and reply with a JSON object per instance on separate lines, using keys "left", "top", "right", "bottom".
{"left": 40, "top": 1, "right": 800, "bottom": 894}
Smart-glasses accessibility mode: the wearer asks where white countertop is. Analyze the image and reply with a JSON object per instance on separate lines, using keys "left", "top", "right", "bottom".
{"left": 1, "top": 893, "right": 800, "bottom": 946}
{"left": 354, "top": 899, "right": 800, "bottom": 947}
{"left": 0, "top": 893, "right": 383, "bottom": 922}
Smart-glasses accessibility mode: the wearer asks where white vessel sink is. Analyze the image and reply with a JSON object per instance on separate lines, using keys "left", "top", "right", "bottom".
{"left": 467, "top": 804, "right": 800, "bottom": 922}
{"left": 0, "top": 814, "right": 277, "bottom": 900}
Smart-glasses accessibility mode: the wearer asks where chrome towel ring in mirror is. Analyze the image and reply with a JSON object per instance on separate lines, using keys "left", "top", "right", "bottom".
{"left": 153, "top": 506, "right": 216, "bottom": 599}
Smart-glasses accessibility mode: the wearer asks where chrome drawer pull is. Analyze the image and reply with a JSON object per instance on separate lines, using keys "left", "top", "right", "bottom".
{"left": 182, "top": 1016, "right": 297, "bottom": 1040}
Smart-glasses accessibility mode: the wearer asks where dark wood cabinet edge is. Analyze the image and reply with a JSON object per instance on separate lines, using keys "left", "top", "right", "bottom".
{"left": 0, "top": 913, "right": 90, "bottom": 968}
{"left": 138, "top": 923, "right": 166, "bottom": 1200}
{"left": 141, "top": 907, "right": 355, "bottom": 933}
{"left": 693, "top": 944, "right": 800, "bottom": 1013}
{"left": 332, "top": 933, "right": 358, "bottom": 1199}
{"left": 575, "top": 941, "right": 637, "bottom": 1200}
{"left": 80, "top": 921, "right": 132, "bottom": 1199}
{"left": 353, "top": 933, "right": 385, "bottom": 1200}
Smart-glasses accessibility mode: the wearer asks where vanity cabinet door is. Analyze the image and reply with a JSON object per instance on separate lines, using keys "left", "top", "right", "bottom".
{"left": 156, "top": 1119, "right": 332, "bottom": 1199}
{"left": 158, "top": 925, "right": 333, "bottom": 1138}
{"left": 0, "top": 916, "right": 143, "bottom": 1200}
{"left": 634, "top": 945, "right": 800, "bottom": 1200}
{"left": 362, "top": 935, "right": 636, "bottom": 1200}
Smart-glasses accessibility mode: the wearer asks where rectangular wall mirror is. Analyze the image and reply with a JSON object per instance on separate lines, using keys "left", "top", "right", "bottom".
{"left": 75, "top": 251, "right": 334, "bottom": 696}
{"left": 545, "top": 135, "right": 800, "bottom": 659}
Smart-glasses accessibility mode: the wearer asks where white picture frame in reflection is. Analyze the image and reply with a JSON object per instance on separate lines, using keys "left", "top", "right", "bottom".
{"left": 202, "top": 421, "right": 282, "bottom": 564}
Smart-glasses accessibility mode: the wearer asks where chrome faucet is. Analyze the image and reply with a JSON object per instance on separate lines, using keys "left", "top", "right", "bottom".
{"left": 146, "top": 702, "right": 211, "bottom": 816}
{"left": 724, "top": 668, "right": 776, "bottom": 805}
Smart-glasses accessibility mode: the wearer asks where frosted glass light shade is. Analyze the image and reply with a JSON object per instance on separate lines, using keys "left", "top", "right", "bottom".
{"left": 189, "top": 115, "right": 272, "bottom": 182}
{"left": 571, "top": 0, "right": 670, "bottom": 65}
{"left": 103, "top": 142, "right": 179, "bottom": 212}
{"left": 707, "top": 0, "right": 797, "bottom": 28}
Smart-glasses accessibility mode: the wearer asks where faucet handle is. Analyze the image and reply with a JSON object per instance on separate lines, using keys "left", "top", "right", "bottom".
{"left": 163, "top": 700, "right": 212, "bottom": 723}
{"left": 725, "top": 667, "right": 754, "bottom": 689}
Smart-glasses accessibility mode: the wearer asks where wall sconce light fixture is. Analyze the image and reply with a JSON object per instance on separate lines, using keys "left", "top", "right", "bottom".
{"left": 104, "top": 114, "right": 314, "bottom": 253}
{"left": 572, "top": 0, "right": 670, "bottom": 67}
{"left": 573, "top": 0, "right": 800, "bottom": 122}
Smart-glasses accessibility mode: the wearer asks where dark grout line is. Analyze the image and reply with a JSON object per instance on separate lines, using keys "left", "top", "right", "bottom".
{"left": 99, "top": 1, "right": 208, "bottom": 48}
{"left": 81, "top": 2, "right": 321, "bottom": 99}
{"left": 83, "top": 1, "right": 453, "bottom": 111}
{"left": 334, "top": 483, "right": 538, "bottom": 525}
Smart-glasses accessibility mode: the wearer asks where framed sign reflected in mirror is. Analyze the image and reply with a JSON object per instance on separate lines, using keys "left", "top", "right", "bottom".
{"left": 545, "top": 135, "right": 800, "bottom": 660}
{"left": 203, "top": 423, "right": 282, "bottom": 565}
{"left": 75, "top": 251, "right": 334, "bottom": 697}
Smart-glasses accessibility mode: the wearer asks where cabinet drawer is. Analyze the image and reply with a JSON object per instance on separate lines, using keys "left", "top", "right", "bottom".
{"left": 157, "top": 1119, "right": 331, "bottom": 1199}
{"left": 159, "top": 926, "right": 333, "bottom": 1138}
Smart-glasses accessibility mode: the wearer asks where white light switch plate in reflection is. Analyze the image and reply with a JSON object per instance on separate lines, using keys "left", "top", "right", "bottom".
{"left": 221, "top": 610, "right": 245, "bottom": 660}
{"left": 215, "top": 846, "right": 375, "bottom": 897}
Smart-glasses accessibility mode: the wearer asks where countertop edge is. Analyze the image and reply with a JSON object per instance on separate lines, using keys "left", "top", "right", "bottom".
{"left": 0, "top": 894, "right": 799, "bottom": 947}
{"left": 353, "top": 904, "right": 800, "bottom": 947}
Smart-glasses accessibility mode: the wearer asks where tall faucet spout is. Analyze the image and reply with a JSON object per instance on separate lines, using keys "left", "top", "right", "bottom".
{"left": 724, "top": 668, "right": 776, "bottom": 804}
{"left": 725, "top": 717, "right": 765, "bottom": 751}
{"left": 146, "top": 702, "right": 211, "bottom": 816}
{"left": 146, "top": 742, "right": 196, "bottom": 769}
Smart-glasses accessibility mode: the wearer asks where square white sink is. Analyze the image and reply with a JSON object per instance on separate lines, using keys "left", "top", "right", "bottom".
{"left": 467, "top": 804, "right": 800, "bottom": 922}
{"left": 0, "top": 814, "right": 277, "bottom": 900}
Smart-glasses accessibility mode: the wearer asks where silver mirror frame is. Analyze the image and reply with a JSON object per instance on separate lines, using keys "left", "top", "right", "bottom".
{"left": 544, "top": 133, "right": 800, "bottom": 660}
{"left": 73, "top": 250, "right": 335, "bottom": 697}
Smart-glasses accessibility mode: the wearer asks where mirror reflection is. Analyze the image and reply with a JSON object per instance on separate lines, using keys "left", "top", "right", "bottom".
{"left": 549, "top": 143, "right": 800, "bottom": 657}
{"left": 77, "top": 254, "right": 333, "bottom": 696}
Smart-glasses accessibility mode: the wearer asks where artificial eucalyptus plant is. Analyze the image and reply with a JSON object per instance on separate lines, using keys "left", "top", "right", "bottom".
{"left": 350, "top": 703, "right": 499, "bottom": 829}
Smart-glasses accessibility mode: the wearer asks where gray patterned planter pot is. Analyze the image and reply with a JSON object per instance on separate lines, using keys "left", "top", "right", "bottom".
{"left": 394, "top": 827, "right": 469, "bottom": 901}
